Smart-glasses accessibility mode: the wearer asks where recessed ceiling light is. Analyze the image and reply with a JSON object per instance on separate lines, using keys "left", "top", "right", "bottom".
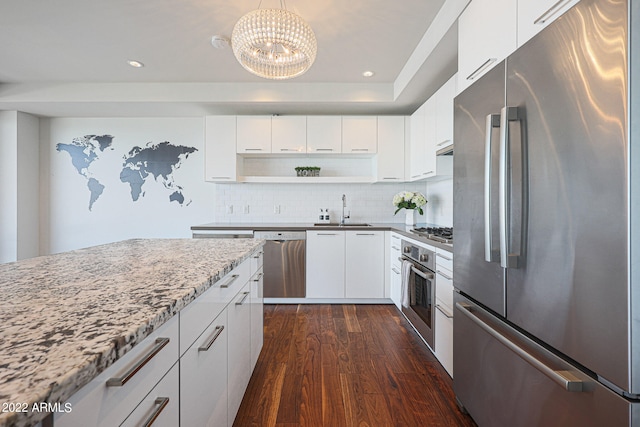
{"left": 362, "top": 71, "right": 374, "bottom": 77}
{"left": 127, "top": 60, "right": 144, "bottom": 68}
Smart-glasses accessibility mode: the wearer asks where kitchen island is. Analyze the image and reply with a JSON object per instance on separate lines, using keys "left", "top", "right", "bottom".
{"left": 0, "top": 238, "right": 264, "bottom": 427}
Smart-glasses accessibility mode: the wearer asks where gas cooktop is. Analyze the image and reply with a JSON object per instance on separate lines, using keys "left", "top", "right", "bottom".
{"left": 410, "top": 227, "right": 453, "bottom": 244}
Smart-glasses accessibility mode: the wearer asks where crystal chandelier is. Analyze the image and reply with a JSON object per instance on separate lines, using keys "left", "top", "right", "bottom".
{"left": 231, "top": 1, "right": 317, "bottom": 80}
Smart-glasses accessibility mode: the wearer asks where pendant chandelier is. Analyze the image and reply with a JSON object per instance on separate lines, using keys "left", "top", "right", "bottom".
{"left": 231, "top": 0, "right": 317, "bottom": 80}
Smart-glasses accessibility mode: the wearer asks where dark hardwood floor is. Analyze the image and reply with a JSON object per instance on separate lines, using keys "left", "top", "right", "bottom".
{"left": 234, "top": 304, "right": 477, "bottom": 427}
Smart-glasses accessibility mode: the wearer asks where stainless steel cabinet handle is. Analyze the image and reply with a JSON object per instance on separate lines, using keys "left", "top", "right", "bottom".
{"left": 435, "top": 304, "right": 454, "bottom": 319}
{"left": 382, "top": 177, "right": 400, "bottom": 180}
{"left": 499, "top": 106, "right": 522, "bottom": 269}
{"left": 436, "top": 270, "right": 453, "bottom": 281}
{"left": 219, "top": 274, "right": 240, "bottom": 288}
{"left": 106, "top": 338, "right": 170, "bottom": 387}
{"left": 456, "top": 302, "right": 585, "bottom": 392}
{"left": 484, "top": 114, "right": 500, "bottom": 263}
{"left": 314, "top": 148, "right": 334, "bottom": 151}
{"left": 253, "top": 272, "right": 264, "bottom": 282}
{"left": 235, "top": 291, "right": 250, "bottom": 305}
{"left": 356, "top": 233, "right": 376, "bottom": 236}
{"left": 411, "top": 174, "right": 422, "bottom": 179}
{"left": 317, "top": 233, "right": 338, "bottom": 236}
{"left": 351, "top": 148, "right": 370, "bottom": 152}
{"left": 534, "top": 0, "right": 572, "bottom": 24}
{"left": 280, "top": 148, "right": 303, "bottom": 152}
{"left": 392, "top": 246, "right": 400, "bottom": 250}
{"left": 422, "top": 171, "right": 434, "bottom": 176}
{"left": 141, "top": 397, "right": 170, "bottom": 427}
{"left": 210, "top": 176, "right": 232, "bottom": 180}
{"left": 391, "top": 235, "right": 400, "bottom": 240}
{"left": 466, "top": 58, "right": 497, "bottom": 81}
{"left": 244, "top": 148, "right": 263, "bottom": 151}
{"left": 436, "top": 140, "right": 451, "bottom": 147}
{"left": 198, "top": 325, "right": 224, "bottom": 351}
{"left": 392, "top": 268, "right": 400, "bottom": 274}
{"left": 411, "top": 266, "right": 434, "bottom": 280}
{"left": 436, "top": 252, "right": 452, "bottom": 261}
{"left": 253, "top": 251, "right": 263, "bottom": 259}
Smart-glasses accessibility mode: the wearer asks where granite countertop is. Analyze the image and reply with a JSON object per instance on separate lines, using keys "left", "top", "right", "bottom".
{"left": 191, "top": 222, "right": 454, "bottom": 252}
{"left": 0, "top": 238, "right": 264, "bottom": 427}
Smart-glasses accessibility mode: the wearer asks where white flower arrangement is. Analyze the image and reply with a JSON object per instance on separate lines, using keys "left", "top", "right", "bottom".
{"left": 393, "top": 191, "right": 427, "bottom": 215}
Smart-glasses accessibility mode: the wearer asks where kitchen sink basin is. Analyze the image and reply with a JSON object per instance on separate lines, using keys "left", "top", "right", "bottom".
{"left": 313, "top": 223, "right": 372, "bottom": 227}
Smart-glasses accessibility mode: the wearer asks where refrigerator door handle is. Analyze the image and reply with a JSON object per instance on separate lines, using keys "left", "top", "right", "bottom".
{"left": 484, "top": 114, "right": 501, "bottom": 262}
{"left": 499, "top": 106, "right": 522, "bottom": 269}
{"left": 456, "top": 302, "right": 585, "bottom": 392}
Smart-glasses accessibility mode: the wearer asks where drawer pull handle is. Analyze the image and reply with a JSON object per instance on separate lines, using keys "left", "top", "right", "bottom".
{"left": 534, "top": 0, "right": 572, "bottom": 24}
{"left": 253, "top": 252, "right": 263, "bottom": 259}
{"left": 106, "top": 338, "right": 170, "bottom": 387}
{"left": 253, "top": 272, "right": 264, "bottom": 282}
{"left": 436, "top": 270, "right": 453, "bottom": 281}
{"left": 198, "top": 325, "right": 225, "bottom": 352}
{"left": 392, "top": 268, "right": 400, "bottom": 274}
{"left": 235, "top": 291, "right": 250, "bottom": 305}
{"left": 392, "top": 246, "right": 400, "bottom": 250}
{"left": 351, "top": 148, "right": 370, "bottom": 152}
{"left": 220, "top": 274, "right": 240, "bottom": 288}
{"left": 436, "top": 253, "right": 452, "bottom": 261}
{"left": 356, "top": 233, "right": 376, "bottom": 236}
{"left": 466, "top": 58, "right": 497, "bottom": 81}
{"left": 210, "top": 176, "right": 232, "bottom": 180}
{"left": 142, "top": 397, "right": 170, "bottom": 427}
{"left": 436, "top": 304, "right": 454, "bottom": 319}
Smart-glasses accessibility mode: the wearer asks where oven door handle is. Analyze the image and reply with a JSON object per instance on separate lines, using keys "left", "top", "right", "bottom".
{"left": 411, "top": 266, "right": 434, "bottom": 280}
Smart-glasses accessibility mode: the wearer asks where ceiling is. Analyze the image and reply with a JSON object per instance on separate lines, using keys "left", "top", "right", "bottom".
{"left": 0, "top": 0, "right": 464, "bottom": 117}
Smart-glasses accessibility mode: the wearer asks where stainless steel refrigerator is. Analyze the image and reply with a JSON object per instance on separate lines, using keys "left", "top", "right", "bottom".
{"left": 453, "top": 0, "right": 640, "bottom": 425}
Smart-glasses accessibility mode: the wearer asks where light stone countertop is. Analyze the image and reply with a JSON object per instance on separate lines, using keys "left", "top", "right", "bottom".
{"left": 0, "top": 238, "right": 264, "bottom": 427}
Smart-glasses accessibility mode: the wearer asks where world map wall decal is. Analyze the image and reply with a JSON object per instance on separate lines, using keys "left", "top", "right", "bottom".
{"left": 56, "top": 135, "right": 198, "bottom": 211}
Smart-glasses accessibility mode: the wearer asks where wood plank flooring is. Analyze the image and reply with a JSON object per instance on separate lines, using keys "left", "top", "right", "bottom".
{"left": 234, "top": 304, "right": 477, "bottom": 427}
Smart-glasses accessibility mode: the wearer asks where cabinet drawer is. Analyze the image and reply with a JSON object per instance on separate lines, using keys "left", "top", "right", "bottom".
{"left": 435, "top": 249, "right": 453, "bottom": 272}
{"left": 250, "top": 247, "right": 264, "bottom": 275}
{"left": 180, "top": 310, "right": 229, "bottom": 427}
{"left": 390, "top": 233, "right": 402, "bottom": 268}
{"left": 121, "top": 363, "right": 179, "bottom": 427}
{"left": 436, "top": 269, "right": 454, "bottom": 311}
{"left": 435, "top": 307, "right": 454, "bottom": 377}
{"left": 180, "top": 259, "right": 250, "bottom": 355}
{"left": 55, "top": 316, "right": 179, "bottom": 427}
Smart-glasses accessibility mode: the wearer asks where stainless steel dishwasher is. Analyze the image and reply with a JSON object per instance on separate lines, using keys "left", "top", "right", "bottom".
{"left": 253, "top": 231, "right": 306, "bottom": 298}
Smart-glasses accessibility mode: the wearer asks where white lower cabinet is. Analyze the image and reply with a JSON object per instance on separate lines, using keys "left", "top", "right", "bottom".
{"left": 306, "top": 231, "right": 346, "bottom": 298}
{"left": 180, "top": 311, "right": 229, "bottom": 427}
{"left": 389, "top": 232, "right": 403, "bottom": 309}
{"left": 250, "top": 267, "right": 264, "bottom": 370}
{"left": 121, "top": 364, "right": 179, "bottom": 427}
{"left": 434, "top": 249, "right": 454, "bottom": 377}
{"left": 306, "top": 230, "right": 385, "bottom": 299}
{"left": 54, "top": 316, "right": 179, "bottom": 427}
{"left": 227, "top": 282, "right": 252, "bottom": 427}
{"left": 345, "top": 231, "right": 385, "bottom": 298}
{"left": 55, "top": 248, "right": 264, "bottom": 427}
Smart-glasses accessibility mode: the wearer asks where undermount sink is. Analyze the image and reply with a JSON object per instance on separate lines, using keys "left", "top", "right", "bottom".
{"left": 313, "top": 223, "right": 372, "bottom": 227}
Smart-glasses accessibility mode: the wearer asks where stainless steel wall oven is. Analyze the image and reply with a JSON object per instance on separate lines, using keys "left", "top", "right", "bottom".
{"left": 400, "top": 240, "right": 436, "bottom": 350}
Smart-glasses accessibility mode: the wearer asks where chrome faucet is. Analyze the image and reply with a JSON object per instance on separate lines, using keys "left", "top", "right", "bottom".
{"left": 341, "top": 194, "right": 350, "bottom": 225}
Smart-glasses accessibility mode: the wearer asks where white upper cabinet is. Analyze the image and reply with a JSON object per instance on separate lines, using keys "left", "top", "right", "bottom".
{"left": 205, "top": 116, "right": 237, "bottom": 182}
{"left": 237, "top": 116, "right": 272, "bottom": 153}
{"left": 409, "top": 103, "right": 426, "bottom": 180}
{"left": 376, "top": 116, "right": 405, "bottom": 182}
{"left": 457, "top": 0, "right": 517, "bottom": 93}
{"left": 342, "top": 116, "right": 378, "bottom": 154}
{"left": 434, "top": 74, "right": 456, "bottom": 153}
{"left": 517, "top": 0, "right": 581, "bottom": 47}
{"left": 271, "top": 116, "right": 306, "bottom": 153}
{"left": 307, "top": 116, "right": 342, "bottom": 154}
{"left": 422, "top": 96, "right": 438, "bottom": 179}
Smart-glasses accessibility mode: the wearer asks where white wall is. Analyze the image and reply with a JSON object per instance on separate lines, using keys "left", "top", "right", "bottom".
{"left": 424, "top": 177, "right": 453, "bottom": 226}
{"left": 213, "top": 182, "right": 437, "bottom": 224}
{"left": 0, "top": 111, "right": 40, "bottom": 263}
{"left": 42, "top": 117, "right": 215, "bottom": 254}
{"left": 0, "top": 111, "right": 18, "bottom": 263}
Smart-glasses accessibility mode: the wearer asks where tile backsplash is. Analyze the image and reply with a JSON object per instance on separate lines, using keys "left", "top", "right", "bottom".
{"left": 213, "top": 178, "right": 453, "bottom": 226}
